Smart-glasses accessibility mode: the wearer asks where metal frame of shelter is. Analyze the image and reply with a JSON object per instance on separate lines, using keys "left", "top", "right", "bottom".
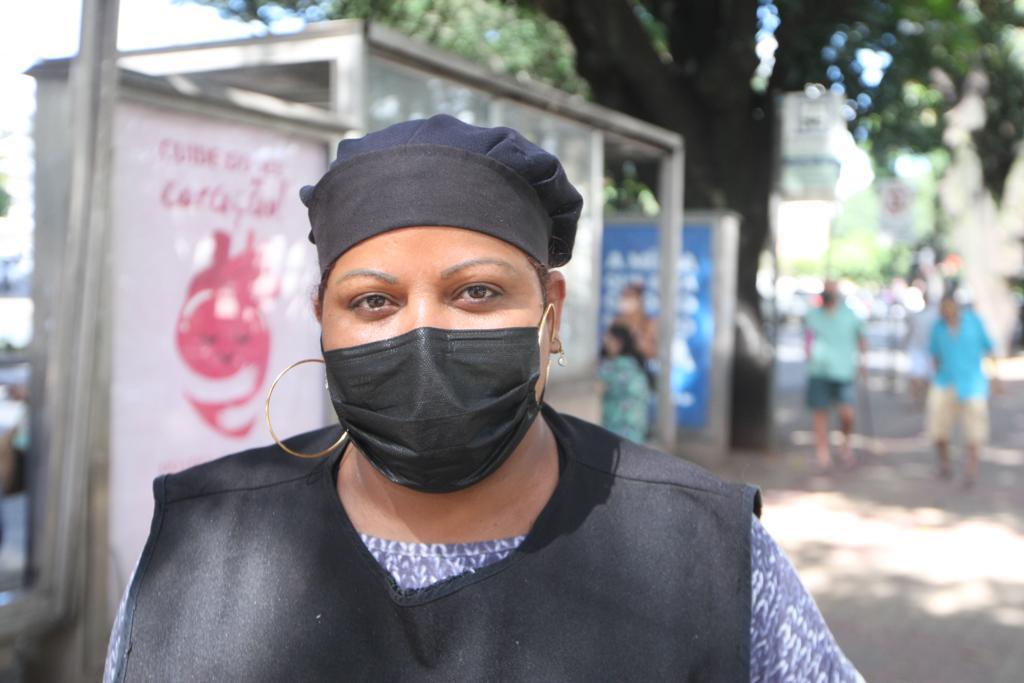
{"left": 2, "top": 12, "right": 683, "bottom": 679}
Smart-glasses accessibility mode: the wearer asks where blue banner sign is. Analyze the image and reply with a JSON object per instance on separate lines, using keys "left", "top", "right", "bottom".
{"left": 599, "top": 223, "right": 713, "bottom": 429}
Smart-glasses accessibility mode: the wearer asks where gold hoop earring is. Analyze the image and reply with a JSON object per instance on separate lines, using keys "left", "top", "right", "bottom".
{"left": 265, "top": 358, "right": 348, "bottom": 459}
{"left": 537, "top": 302, "right": 557, "bottom": 346}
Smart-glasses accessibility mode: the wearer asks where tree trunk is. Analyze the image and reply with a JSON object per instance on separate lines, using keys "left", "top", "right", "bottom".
{"left": 712, "top": 96, "right": 776, "bottom": 451}
{"left": 726, "top": 140, "right": 776, "bottom": 451}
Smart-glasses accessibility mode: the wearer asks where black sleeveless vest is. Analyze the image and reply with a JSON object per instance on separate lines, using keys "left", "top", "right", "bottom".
{"left": 116, "top": 407, "right": 760, "bottom": 681}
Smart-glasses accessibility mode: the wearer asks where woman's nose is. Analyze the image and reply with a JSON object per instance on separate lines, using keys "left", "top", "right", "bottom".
{"left": 398, "top": 296, "right": 454, "bottom": 333}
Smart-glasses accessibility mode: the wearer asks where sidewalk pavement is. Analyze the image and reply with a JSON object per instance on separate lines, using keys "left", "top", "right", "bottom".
{"left": 717, "top": 356, "right": 1024, "bottom": 683}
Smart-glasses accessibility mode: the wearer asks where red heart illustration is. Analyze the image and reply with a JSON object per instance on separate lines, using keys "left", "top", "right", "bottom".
{"left": 176, "top": 231, "right": 276, "bottom": 437}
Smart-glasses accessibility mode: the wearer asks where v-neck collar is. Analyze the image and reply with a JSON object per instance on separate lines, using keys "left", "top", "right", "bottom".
{"left": 320, "top": 406, "right": 572, "bottom": 606}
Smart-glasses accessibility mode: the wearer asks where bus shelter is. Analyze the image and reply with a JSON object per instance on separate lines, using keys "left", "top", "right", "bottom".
{"left": 0, "top": 18, "right": 684, "bottom": 678}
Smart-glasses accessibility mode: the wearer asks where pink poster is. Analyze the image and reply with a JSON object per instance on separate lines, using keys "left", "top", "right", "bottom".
{"left": 108, "top": 103, "right": 328, "bottom": 592}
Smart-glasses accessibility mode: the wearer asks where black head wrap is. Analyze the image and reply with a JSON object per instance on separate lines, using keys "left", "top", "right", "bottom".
{"left": 300, "top": 114, "right": 583, "bottom": 275}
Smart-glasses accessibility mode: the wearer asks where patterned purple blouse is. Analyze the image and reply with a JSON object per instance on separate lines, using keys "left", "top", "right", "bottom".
{"left": 105, "top": 517, "right": 862, "bottom": 682}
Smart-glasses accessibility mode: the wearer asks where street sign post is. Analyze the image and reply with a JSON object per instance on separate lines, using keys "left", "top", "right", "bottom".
{"left": 778, "top": 88, "right": 847, "bottom": 201}
{"left": 877, "top": 178, "right": 916, "bottom": 244}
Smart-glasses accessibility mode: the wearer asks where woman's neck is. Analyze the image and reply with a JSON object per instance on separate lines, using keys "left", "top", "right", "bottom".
{"left": 336, "top": 416, "right": 560, "bottom": 544}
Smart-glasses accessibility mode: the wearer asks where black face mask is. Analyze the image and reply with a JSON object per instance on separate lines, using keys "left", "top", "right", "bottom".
{"left": 323, "top": 323, "right": 546, "bottom": 493}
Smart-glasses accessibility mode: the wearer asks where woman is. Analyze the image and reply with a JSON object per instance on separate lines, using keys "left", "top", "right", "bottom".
{"left": 599, "top": 324, "right": 652, "bottom": 442}
{"left": 105, "top": 115, "right": 861, "bottom": 682}
{"left": 612, "top": 282, "right": 659, "bottom": 362}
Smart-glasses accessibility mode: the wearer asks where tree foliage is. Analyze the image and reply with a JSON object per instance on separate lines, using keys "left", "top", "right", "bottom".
{"left": 773, "top": 0, "right": 1024, "bottom": 200}
{"left": 192, "top": 0, "right": 588, "bottom": 95}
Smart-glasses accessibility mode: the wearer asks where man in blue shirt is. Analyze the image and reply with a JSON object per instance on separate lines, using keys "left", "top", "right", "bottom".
{"left": 928, "top": 294, "right": 1001, "bottom": 488}
{"left": 804, "top": 281, "right": 866, "bottom": 472}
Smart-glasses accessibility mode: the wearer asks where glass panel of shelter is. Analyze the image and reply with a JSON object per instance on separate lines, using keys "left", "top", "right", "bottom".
{"left": 599, "top": 143, "right": 670, "bottom": 445}
{"left": 365, "top": 57, "right": 490, "bottom": 131}
{"left": 493, "top": 101, "right": 599, "bottom": 375}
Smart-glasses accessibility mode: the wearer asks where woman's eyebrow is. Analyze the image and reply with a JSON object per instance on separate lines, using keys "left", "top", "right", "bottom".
{"left": 440, "top": 258, "right": 518, "bottom": 279}
{"left": 335, "top": 269, "right": 399, "bottom": 285}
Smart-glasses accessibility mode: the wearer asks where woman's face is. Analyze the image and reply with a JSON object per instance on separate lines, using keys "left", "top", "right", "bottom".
{"left": 602, "top": 332, "right": 623, "bottom": 357}
{"left": 320, "top": 226, "right": 565, "bottom": 361}
{"left": 617, "top": 291, "right": 642, "bottom": 316}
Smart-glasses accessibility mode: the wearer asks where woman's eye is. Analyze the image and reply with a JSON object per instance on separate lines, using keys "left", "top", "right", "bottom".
{"left": 352, "top": 294, "right": 391, "bottom": 310}
{"left": 460, "top": 285, "right": 499, "bottom": 302}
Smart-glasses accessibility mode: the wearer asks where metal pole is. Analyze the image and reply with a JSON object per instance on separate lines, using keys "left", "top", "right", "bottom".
{"left": 32, "top": 0, "right": 120, "bottom": 677}
{"left": 824, "top": 201, "right": 837, "bottom": 279}
{"left": 656, "top": 145, "right": 684, "bottom": 452}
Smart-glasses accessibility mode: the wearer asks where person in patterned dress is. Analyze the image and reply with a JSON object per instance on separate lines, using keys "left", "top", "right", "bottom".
{"left": 599, "top": 323, "right": 652, "bottom": 442}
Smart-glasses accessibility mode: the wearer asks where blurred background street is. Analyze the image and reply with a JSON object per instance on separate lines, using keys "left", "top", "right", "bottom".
{"left": 724, "top": 321, "right": 1024, "bottom": 683}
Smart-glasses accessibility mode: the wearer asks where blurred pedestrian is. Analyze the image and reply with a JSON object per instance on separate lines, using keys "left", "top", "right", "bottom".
{"left": 599, "top": 324, "right": 652, "bottom": 442}
{"left": 904, "top": 287, "right": 940, "bottom": 408}
{"left": 928, "top": 294, "right": 1001, "bottom": 488}
{"left": 804, "top": 280, "right": 866, "bottom": 472}
{"left": 612, "top": 282, "right": 659, "bottom": 437}
{"left": 612, "top": 282, "right": 658, "bottom": 363}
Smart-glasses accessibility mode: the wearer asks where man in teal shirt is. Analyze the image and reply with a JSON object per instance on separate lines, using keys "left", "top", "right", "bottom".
{"left": 928, "top": 294, "right": 1000, "bottom": 488}
{"left": 804, "top": 281, "right": 866, "bottom": 472}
